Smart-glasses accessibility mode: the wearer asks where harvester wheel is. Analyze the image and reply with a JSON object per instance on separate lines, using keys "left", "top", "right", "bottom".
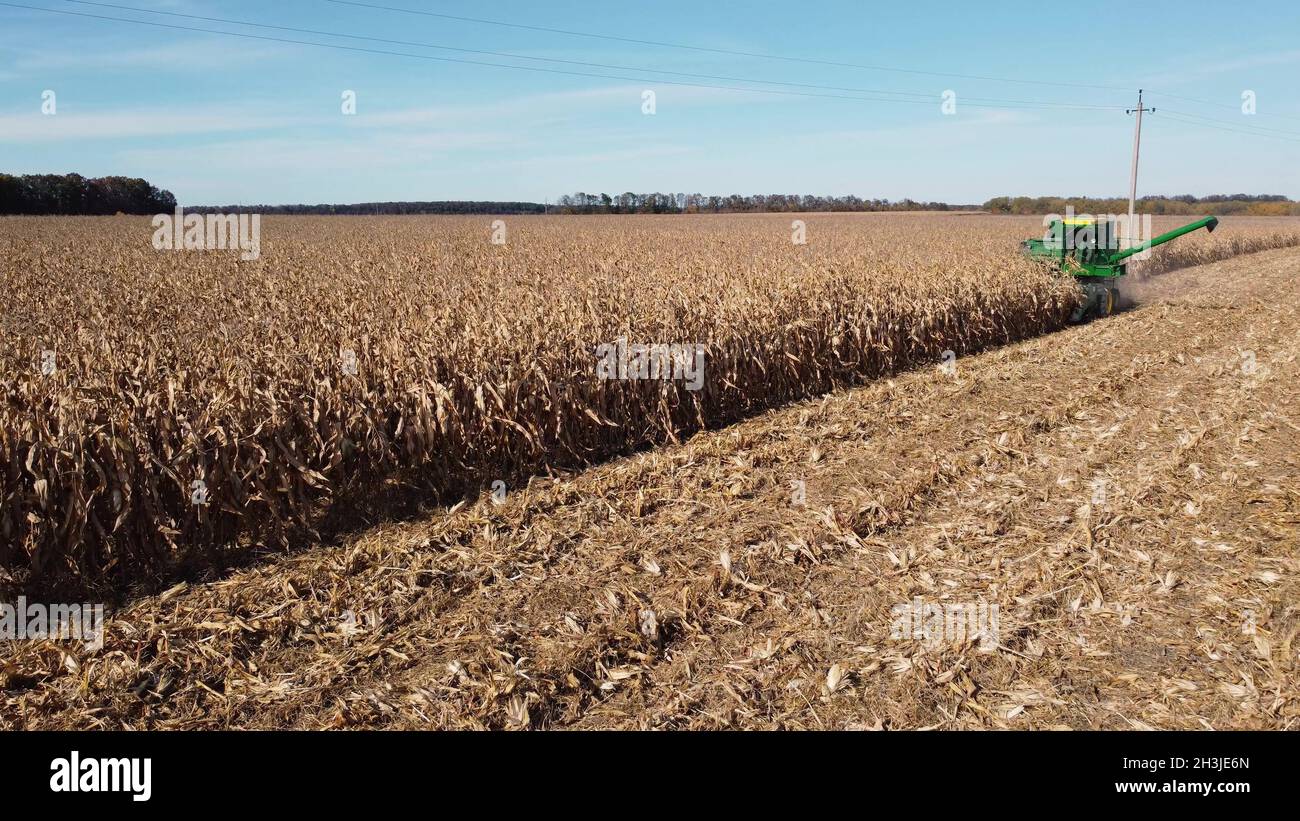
{"left": 1071, "top": 279, "right": 1117, "bottom": 323}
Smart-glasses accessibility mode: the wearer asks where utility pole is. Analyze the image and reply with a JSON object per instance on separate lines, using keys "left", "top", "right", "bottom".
{"left": 1125, "top": 89, "right": 1155, "bottom": 248}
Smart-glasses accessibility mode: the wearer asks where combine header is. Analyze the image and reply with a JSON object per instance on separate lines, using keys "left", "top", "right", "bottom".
{"left": 1023, "top": 215, "right": 1219, "bottom": 322}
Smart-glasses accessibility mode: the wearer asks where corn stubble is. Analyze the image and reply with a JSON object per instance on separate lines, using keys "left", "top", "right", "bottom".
{"left": 1, "top": 213, "right": 1294, "bottom": 589}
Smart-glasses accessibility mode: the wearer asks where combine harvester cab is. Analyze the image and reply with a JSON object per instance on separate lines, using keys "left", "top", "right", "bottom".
{"left": 1022, "top": 215, "right": 1219, "bottom": 322}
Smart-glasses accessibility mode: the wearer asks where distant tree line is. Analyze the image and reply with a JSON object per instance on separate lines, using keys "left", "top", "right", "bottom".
{"left": 0, "top": 173, "right": 176, "bottom": 215}
{"left": 185, "top": 201, "right": 548, "bottom": 215}
{"left": 984, "top": 194, "right": 1300, "bottom": 216}
{"left": 554, "top": 192, "right": 976, "bottom": 214}
{"left": 7, "top": 176, "right": 1296, "bottom": 217}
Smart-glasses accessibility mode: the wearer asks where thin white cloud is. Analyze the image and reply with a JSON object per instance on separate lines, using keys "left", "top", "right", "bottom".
{"left": 117, "top": 130, "right": 523, "bottom": 171}
{"left": 480, "top": 144, "right": 698, "bottom": 169}
{"left": 0, "top": 80, "right": 765, "bottom": 144}
{"left": 340, "top": 86, "right": 640, "bottom": 128}
{"left": 1140, "top": 49, "right": 1300, "bottom": 88}
{"left": 4, "top": 38, "right": 297, "bottom": 73}
{"left": 779, "top": 108, "right": 1041, "bottom": 145}
{"left": 0, "top": 106, "right": 309, "bottom": 141}
{"left": 341, "top": 82, "right": 778, "bottom": 129}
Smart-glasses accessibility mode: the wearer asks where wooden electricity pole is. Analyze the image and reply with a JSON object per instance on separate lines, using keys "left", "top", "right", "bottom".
{"left": 1125, "top": 89, "right": 1155, "bottom": 248}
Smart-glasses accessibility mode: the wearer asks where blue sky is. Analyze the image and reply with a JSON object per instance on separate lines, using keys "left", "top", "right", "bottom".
{"left": 2, "top": 0, "right": 1298, "bottom": 205}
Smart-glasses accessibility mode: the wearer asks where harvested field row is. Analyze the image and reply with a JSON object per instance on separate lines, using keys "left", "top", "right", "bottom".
{"left": 1, "top": 214, "right": 1297, "bottom": 591}
{"left": 3, "top": 244, "right": 1296, "bottom": 730}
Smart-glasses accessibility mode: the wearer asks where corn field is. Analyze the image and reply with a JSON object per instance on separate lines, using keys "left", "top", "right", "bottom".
{"left": 2, "top": 213, "right": 1296, "bottom": 589}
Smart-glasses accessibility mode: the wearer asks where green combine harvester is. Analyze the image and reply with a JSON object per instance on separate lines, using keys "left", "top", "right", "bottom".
{"left": 1022, "top": 214, "right": 1219, "bottom": 322}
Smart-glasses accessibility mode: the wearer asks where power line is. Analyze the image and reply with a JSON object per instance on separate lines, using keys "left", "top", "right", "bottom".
{"left": 11, "top": 0, "right": 1296, "bottom": 147}
{"left": 1159, "top": 108, "right": 1300, "bottom": 139}
{"left": 0, "top": 2, "right": 1123, "bottom": 112}
{"left": 1157, "top": 111, "right": 1300, "bottom": 143}
{"left": 1146, "top": 89, "right": 1300, "bottom": 123}
{"left": 58, "top": 1, "right": 1124, "bottom": 111}
{"left": 324, "top": 0, "right": 1134, "bottom": 93}
{"left": 321, "top": 0, "right": 1300, "bottom": 126}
